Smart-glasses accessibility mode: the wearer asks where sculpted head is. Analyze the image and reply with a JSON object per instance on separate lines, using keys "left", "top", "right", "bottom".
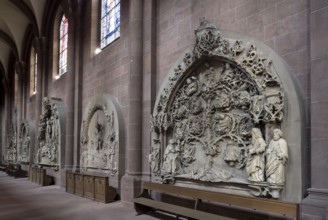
{"left": 273, "top": 128, "right": 283, "bottom": 141}
{"left": 251, "top": 128, "right": 262, "bottom": 139}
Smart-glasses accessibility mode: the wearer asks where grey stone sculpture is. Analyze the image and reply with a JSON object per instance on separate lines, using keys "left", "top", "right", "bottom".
{"left": 80, "top": 95, "right": 122, "bottom": 176}
{"left": 35, "top": 98, "right": 62, "bottom": 169}
{"left": 246, "top": 128, "right": 266, "bottom": 182}
{"left": 150, "top": 19, "right": 289, "bottom": 199}
{"left": 266, "top": 129, "right": 288, "bottom": 184}
{"left": 18, "top": 121, "right": 30, "bottom": 163}
{"left": 6, "top": 124, "right": 17, "bottom": 163}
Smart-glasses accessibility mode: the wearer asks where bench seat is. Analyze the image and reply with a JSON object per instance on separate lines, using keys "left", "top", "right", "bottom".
{"left": 134, "top": 182, "right": 299, "bottom": 220}
{"left": 134, "top": 197, "right": 234, "bottom": 220}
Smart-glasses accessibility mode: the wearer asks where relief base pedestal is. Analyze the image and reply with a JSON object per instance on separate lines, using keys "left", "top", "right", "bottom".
{"left": 301, "top": 188, "right": 328, "bottom": 219}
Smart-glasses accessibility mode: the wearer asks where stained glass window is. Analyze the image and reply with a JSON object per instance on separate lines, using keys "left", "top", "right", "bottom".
{"left": 34, "top": 53, "right": 38, "bottom": 93}
{"left": 100, "top": 0, "right": 120, "bottom": 49}
{"left": 59, "top": 14, "right": 68, "bottom": 76}
{"left": 30, "top": 47, "right": 37, "bottom": 96}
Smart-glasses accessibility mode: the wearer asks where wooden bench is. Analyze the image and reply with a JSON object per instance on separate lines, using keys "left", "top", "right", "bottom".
{"left": 0, "top": 164, "right": 7, "bottom": 172}
{"left": 5, "top": 163, "right": 27, "bottom": 178}
{"left": 134, "top": 182, "right": 299, "bottom": 220}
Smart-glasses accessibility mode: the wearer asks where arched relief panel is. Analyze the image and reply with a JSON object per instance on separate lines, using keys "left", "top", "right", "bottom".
{"left": 150, "top": 20, "right": 304, "bottom": 203}
{"left": 5, "top": 123, "right": 17, "bottom": 163}
{"left": 18, "top": 120, "right": 34, "bottom": 164}
{"left": 35, "top": 97, "right": 66, "bottom": 170}
{"left": 80, "top": 94, "right": 125, "bottom": 189}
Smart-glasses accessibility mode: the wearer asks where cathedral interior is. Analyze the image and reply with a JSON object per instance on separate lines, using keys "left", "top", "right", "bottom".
{"left": 0, "top": 0, "right": 328, "bottom": 219}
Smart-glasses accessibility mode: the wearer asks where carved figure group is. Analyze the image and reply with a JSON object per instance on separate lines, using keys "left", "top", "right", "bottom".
{"left": 35, "top": 99, "right": 60, "bottom": 168}
{"left": 246, "top": 128, "right": 288, "bottom": 185}
{"left": 162, "top": 139, "right": 180, "bottom": 175}
{"left": 80, "top": 106, "right": 119, "bottom": 174}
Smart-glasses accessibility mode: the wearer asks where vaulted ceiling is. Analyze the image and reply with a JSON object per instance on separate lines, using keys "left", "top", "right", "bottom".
{"left": 0, "top": 0, "right": 46, "bottom": 81}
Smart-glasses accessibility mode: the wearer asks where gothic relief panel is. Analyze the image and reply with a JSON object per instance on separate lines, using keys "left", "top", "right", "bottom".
{"left": 35, "top": 98, "right": 65, "bottom": 170}
{"left": 150, "top": 20, "right": 301, "bottom": 201}
{"left": 18, "top": 121, "right": 30, "bottom": 163}
{"left": 6, "top": 124, "right": 17, "bottom": 163}
{"left": 80, "top": 94, "right": 124, "bottom": 180}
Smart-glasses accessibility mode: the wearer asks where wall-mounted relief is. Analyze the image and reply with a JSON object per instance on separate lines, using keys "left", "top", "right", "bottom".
{"left": 18, "top": 121, "right": 31, "bottom": 163}
{"left": 35, "top": 97, "right": 65, "bottom": 170}
{"left": 80, "top": 94, "right": 124, "bottom": 188}
{"left": 150, "top": 20, "right": 303, "bottom": 202}
{"left": 6, "top": 124, "right": 17, "bottom": 163}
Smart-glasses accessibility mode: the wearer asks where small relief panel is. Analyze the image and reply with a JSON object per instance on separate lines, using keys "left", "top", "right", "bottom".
{"left": 35, "top": 97, "right": 65, "bottom": 170}
{"left": 18, "top": 121, "right": 31, "bottom": 163}
{"left": 150, "top": 20, "right": 290, "bottom": 200}
{"left": 80, "top": 94, "right": 124, "bottom": 179}
{"left": 5, "top": 124, "right": 17, "bottom": 163}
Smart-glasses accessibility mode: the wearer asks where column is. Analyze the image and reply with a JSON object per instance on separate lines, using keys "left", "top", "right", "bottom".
{"left": 121, "top": 0, "right": 144, "bottom": 203}
{"left": 142, "top": 0, "right": 157, "bottom": 177}
{"left": 33, "top": 37, "right": 46, "bottom": 164}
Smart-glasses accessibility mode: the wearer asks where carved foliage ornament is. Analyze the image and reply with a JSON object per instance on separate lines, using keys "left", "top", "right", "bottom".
{"left": 150, "top": 20, "right": 286, "bottom": 199}
{"left": 35, "top": 98, "right": 60, "bottom": 169}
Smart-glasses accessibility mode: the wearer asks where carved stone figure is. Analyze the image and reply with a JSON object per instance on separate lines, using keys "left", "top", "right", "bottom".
{"left": 149, "top": 137, "right": 160, "bottom": 173}
{"left": 185, "top": 76, "right": 199, "bottom": 96}
{"left": 246, "top": 128, "right": 266, "bottom": 182}
{"left": 266, "top": 129, "right": 288, "bottom": 185}
{"left": 162, "top": 139, "right": 180, "bottom": 175}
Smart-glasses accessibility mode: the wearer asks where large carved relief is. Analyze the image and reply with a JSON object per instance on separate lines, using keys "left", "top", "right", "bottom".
{"left": 18, "top": 121, "right": 30, "bottom": 163}
{"left": 35, "top": 98, "right": 64, "bottom": 170}
{"left": 150, "top": 20, "right": 291, "bottom": 200}
{"left": 6, "top": 124, "right": 17, "bottom": 163}
{"left": 80, "top": 94, "right": 123, "bottom": 178}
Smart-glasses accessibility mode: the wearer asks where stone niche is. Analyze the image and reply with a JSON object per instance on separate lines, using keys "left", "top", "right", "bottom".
{"left": 150, "top": 20, "right": 304, "bottom": 203}
{"left": 35, "top": 97, "right": 65, "bottom": 170}
{"left": 80, "top": 94, "right": 125, "bottom": 189}
{"left": 18, "top": 121, "right": 33, "bottom": 164}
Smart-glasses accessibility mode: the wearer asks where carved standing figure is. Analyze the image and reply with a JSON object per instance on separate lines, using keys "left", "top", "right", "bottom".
{"left": 265, "top": 129, "right": 288, "bottom": 185}
{"left": 246, "top": 128, "right": 266, "bottom": 182}
{"left": 162, "top": 139, "right": 180, "bottom": 175}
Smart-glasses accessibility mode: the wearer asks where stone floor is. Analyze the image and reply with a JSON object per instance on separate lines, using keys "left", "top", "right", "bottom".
{"left": 0, "top": 171, "right": 174, "bottom": 220}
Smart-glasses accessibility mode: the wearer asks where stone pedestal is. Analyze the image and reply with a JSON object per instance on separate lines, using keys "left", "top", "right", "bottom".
{"left": 121, "top": 174, "right": 142, "bottom": 205}
{"left": 302, "top": 188, "right": 328, "bottom": 219}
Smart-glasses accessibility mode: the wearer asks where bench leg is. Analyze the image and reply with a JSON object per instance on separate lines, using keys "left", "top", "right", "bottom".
{"left": 194, "top": 198, "right": 203, "bottom": 210}
{"left": 135, "top": 203, "right": 155, "bottom": 215}
{"left": 134, "top": 189, "right": 155, "bottom": 215}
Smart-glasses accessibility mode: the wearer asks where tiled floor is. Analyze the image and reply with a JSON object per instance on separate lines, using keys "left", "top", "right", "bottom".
{"left": 0, "top": 171, "right": 171, "bottom": 220}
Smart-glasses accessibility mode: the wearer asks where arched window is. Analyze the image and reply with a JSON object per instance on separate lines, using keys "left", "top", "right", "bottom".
{"left": 30, "top": 47, "right": 37, "bottom": 96}
{"left": 100, "top": 0, "right": 120, "bottom": 49}
{"left": 59, "top": 14, "right": 68, "bottom": 76}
